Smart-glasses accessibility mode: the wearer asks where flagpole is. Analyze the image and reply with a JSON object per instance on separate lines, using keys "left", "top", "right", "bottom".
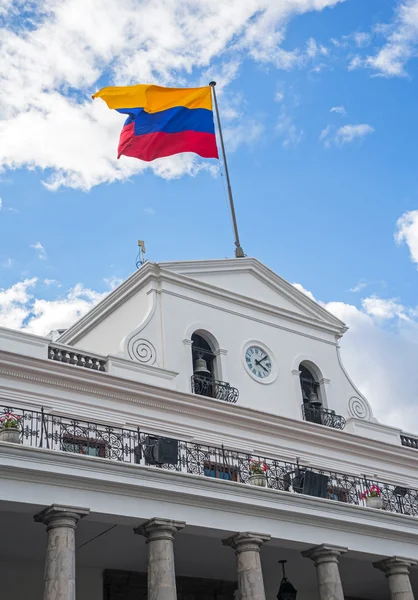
{"left": 209, "top": 81, "right": 245, "bottom": 258}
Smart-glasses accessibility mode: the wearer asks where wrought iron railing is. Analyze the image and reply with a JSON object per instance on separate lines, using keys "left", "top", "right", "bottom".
{"left": 302, "top": 404, "right": 346, "bottom": 430}
{"left": 0, "top": 404, "right": 416, "bottom": 516}
{"left": 191, "top": 375, "right": 239, "bottom": 403}
{"left": 48, "top": 346, "right": 106, "bottom": 372}
{"left": 401, "top": 434, "right": 418, "bottom": 450}
{"left": 0, "top": 406, "right": 418, "bottom": 516}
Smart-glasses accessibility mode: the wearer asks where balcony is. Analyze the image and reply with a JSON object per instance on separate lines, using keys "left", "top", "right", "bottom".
{"left": 48, "top": 346, "right": 106, "bottom": 372}
{"left": 401, "top": 434, "right": 418, "bottom": 449}
{"left": 191, "top": 374, "right": 239, "bottom": 403}
{"left": 0, "top": 403, "right": 416, "bottom": 517}
{"left": 302, "top": 404, "right": 346, "bottom": 430}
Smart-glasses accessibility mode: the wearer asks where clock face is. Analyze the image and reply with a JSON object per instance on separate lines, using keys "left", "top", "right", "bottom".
{"left": 245, "top": 346, "right": 272, "bottom": 379}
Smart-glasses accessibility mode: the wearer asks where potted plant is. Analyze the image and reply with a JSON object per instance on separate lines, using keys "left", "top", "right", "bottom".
{"left": 0, "top": 412, "right": 22, "bottom": 444}
{"left": 360, "top": 485, "right": 383, "bottom": 509}
{"left": 249, "top": 459, "right": 269, "bottom": 487}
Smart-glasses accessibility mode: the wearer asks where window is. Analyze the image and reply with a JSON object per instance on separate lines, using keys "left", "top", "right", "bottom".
{"left": 299, "top": 362, "right": 324, "bottom": 424}
{"left": 62, "top": 434, "right": 107, "bottom": 458}
{"left": 299, "top": 364, "right": 320, "bottom": 404}
{"left": 192, "top": 333, "right": 216, "bottom": 377}
{"left": 203, "top": 461, "right": 238, "bottom": 481}
{"left": 191, "top": 332, "right": 217, "bottom": 397}
{"left": 327, "top": 486, "right": 350, "bottom": 503}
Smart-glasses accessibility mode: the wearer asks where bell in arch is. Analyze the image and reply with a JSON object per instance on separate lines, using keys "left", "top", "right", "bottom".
{"left": 308, "top": 388, "right": 322, "bottom": 407}
{"left": 194, "top": 353, "right": 211, "bottom": 377}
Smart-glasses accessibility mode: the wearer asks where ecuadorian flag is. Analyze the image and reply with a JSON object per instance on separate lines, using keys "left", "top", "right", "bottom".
{"left": 92, "top": 84, "right": 219, "bottom": 162}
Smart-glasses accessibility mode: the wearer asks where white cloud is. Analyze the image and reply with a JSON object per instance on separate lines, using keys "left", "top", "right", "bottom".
{"left": 143, "top": 207, "right": 156, "bottom": 216}
{"left": 0, "top": 0, "right": 346, "bottom": 190}
{"left": 306, "top": 37, "right": 329, "bottom": 59}
{"left": 1, "top": 258, "right": 13, "bottom": 268}
{"left": 320, "top": 124, "right": 374, "bottom": 146}
{"left": 395, "top": 209, "right": 418, "bottom": 265}
{"left": 350, "top": 280, "right": 367, "bottom": 293}
{"left": 325, "top": 299, "right": 418, "bottom": 431}
{"left": 224, "top": 119, "right": 264, "bottom": 152}
{"left": 276, "top": 112, "right": 304, "bottom": 148}
{"left": 361, "top": 296, "right": 408, "bottom": 320}
{"left": 31, "top": 241, "right": 47, "bottom": 260}
{"left": 103, "top": 276, "right": 123, "bottom": 290}
{"left": 336, "top": 124, "right": 375, "bottom": 144}
{"left": 275, "top": 91, "right": 284, "bottom": 103}
{"left": 0, "top": 198, "right": 2, "bottom": 210}
{"left": 43, "top": 278, "right": 60, "bottom": 286}
{"left": 353, "top": 32, "right": 371, "bottom": 47}
{"left": 362, "top": 0, "right": 418, "bottom": 77}
{"left": 330, "top": 105, "right": 346, "bottom": 116}
{"left": 24, "top": 284, "right": 106, "bottom": 336}
{"left": 0, "top": 278, "right": 107, "bottom": 335}
{"left": 0, "top": 278, "right": 37, "bottom": 330}
{"left": 292, "top": 282, "right": 316, "bottom": 302}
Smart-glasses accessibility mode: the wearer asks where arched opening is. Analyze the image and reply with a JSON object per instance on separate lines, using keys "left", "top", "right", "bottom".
{"left": 191, "top": 333, "right": 216, "bottom": 378}
{"left": 299, "top": 362, "right": 323, "bottom": 424}
{"left": 191, "top": 332, "right": 217, "bottom": 398}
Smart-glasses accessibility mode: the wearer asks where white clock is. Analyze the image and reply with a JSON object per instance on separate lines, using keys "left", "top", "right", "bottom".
{"left": 244, "top": 345, "right": 273, "bottom": 380}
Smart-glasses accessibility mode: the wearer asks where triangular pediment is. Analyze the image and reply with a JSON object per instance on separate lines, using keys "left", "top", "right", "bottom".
{"left": 59, "top": 257, "right": 346, "bottom": 349}
{"left": 158, "top": 258, "right": 346, "bottom": 332}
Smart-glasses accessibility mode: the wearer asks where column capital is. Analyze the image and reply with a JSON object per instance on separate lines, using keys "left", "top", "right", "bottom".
{"left": 373, "top": 556, "right": 417, "bottom": 577}
{"left": 134, "top": 517, "right": 186, "bottom": 542}
{"left": 302, "top": 544, "right": 348, "bottom": 565}
{"left": 34, "top": 504, "right": 89, "bottom": 530}
{"left": 222, "top": 531, "right": 271, "bottom": 554}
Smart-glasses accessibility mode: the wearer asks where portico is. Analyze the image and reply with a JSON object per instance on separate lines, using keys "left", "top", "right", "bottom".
{"left": 1, "top": 501, "right": 417, "bottom": 600}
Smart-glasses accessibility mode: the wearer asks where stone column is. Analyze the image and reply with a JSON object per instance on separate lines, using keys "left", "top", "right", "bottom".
{"left": 34, "top": 504, "right": 90, "bottom": 600}
{"left": 223, "top": 532, "right": 270, "bottom": 600}
{"left": 134, "top": 517, "right": 185, "bottom": 600}
{"left": 373, "top": 556, "right": 417, "bottom": 600}
{"left": 302, "top": 544, "right": 347, "bottom": 600}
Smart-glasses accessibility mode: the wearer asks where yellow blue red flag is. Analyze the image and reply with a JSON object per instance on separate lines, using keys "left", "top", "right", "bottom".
{"left": 92, "top": 84, "right": 219, "bottom": 162}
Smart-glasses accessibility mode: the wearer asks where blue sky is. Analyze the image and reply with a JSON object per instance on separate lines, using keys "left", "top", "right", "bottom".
{"left": 1, "top": 0, "right": 418, "bottom": 430}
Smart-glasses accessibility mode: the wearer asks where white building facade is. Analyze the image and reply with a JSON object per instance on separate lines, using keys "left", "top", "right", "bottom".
{"left": 0, "top": 257, "right": 417, "bottom": 600}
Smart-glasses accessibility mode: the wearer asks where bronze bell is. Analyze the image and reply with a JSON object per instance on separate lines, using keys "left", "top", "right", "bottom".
{"left": 308, "top": 389, "right": 321, "bottom": 407}
{"left": 194, "top": 354, "right": 211, "bottom": 377}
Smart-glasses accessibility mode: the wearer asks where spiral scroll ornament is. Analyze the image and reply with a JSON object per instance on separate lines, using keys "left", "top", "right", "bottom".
{"left": 127, "top": 337, "right": 157, "bottom": 365}
{"left": 348, "top": 396, "right": 371, "bottom": 421}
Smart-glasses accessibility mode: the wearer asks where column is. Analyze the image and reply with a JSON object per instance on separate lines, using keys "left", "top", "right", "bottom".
{"left": 134, "top": 517, "right": 186, "bottom": 600}
{"left": 302, "top": 544, "right": 347, "bottom": 600}
{"left": 223, "top": 532, "right": 270, "bottom": 600}
{"left": 34, "top": 504, "right": 90, "bottom": 600}
{"left": 373, "top": 556, "right": 417, "bottom": 600}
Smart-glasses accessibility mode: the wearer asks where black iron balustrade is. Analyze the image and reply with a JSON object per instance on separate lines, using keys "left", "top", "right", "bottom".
{"left": 302, "top": 404, "right": 346, "bottom": 430}
{"left": 401, "top": 434, "right": 418, "bottom": 449}
{"left": 191, "top": 374, "right": 239, "bottom": 403}
{"left": 0, "top": 403, "right": 417, "bottom": 516}
{"left": 48, "top": 346, "right": 106, "bottom": 372}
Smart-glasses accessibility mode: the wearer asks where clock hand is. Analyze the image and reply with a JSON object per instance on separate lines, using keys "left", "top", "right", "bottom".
{"left": 255, "top": 355, "right": 268, "bottom": 365}
{"left": 255, "top": 358, "right": 268, "bottom": 372}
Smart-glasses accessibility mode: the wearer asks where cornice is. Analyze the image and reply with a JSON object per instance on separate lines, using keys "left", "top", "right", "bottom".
{"left": 1, "top": 350, "right": 418, "bottom": 475}
{"left": 0, "top": 326, "right": 48, "bottom": 348}
{"left": 1, "top": 444, "right": 418, "bottom": 548}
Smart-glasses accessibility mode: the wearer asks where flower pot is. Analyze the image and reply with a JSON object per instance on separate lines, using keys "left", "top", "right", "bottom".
{"left": 0, "top": 427, "right": 20, "bottom": 444}
{"left": 365, "top": 496, "right": 383, "bottom": 509}
{"left": 249, "top": 474, "right": 267, "bottom": 487}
